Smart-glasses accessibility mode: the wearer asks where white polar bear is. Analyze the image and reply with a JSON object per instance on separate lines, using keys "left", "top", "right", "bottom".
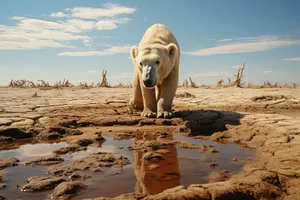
{"left": 130, "top": 24, "right": 180, "bottom": 118}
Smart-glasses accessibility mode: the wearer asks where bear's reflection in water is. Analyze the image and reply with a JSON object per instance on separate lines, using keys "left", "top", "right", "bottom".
{"left": 133, "top": 132, "right": 180, "bottom": 195}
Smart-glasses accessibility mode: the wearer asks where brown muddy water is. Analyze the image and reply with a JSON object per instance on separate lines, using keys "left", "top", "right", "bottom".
{"left": 0, "top": 132, "right": 255, "bottom": 200}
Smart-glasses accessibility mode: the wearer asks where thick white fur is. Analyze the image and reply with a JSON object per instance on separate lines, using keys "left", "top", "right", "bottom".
{"left": 130, "top": 24, "right": 180, "bottom": 118}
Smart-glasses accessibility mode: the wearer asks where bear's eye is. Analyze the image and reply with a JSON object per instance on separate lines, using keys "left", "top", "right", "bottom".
{"left": 139, "top": 62, "right": 143, "bottom": 66}
{"left": 156, "top": 61, "right": 160, "bottom": 65}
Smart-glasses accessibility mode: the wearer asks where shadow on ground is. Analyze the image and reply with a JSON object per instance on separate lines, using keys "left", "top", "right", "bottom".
{"left": 174, "top": 109, "right": 245, "bottom": 136}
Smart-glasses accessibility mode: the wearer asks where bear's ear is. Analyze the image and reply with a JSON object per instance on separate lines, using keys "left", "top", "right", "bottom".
{"left": 131, "top": 46, "right": 138, "bottom": 60}
{"left": 166, "top": 43, "right": 178, "bottom": 61}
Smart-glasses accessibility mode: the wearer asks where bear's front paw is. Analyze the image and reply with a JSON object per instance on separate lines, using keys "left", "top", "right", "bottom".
{"left": 157, "top": 111, "right": 173, "bottom": 119}
{"left": 141, "top": 109, "right": 156, "bottom": 118}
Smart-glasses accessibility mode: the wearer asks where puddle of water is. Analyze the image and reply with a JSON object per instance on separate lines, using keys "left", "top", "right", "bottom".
{"left": 0, "top": 132, "right": 255, "bottom": 199}
{"left": 0, "top": 141, "right": 67, "bottom": 162}
{"left": 0, "top": 165, "right": 51, "bottom": 200}
{"left": 174, "top": 133, "right": 254, "bottom": 186}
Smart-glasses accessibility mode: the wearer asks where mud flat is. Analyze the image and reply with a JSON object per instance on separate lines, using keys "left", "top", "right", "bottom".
{"left": 0, "top": 87, "right": 300, "bottom": 199}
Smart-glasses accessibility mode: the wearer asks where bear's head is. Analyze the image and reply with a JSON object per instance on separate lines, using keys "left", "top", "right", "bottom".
{"left": 131, "top": 43, "right": 178, "bottom": 89}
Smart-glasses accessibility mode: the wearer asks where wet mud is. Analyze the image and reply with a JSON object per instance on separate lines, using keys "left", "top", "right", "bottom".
{"left": 1, "top": 87, "right": 300, "bottom": 199}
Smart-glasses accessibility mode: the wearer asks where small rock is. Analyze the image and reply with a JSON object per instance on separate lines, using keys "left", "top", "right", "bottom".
{"left": 71, "top": 139, "right": 93, "bottom": 147}
{"left": 53, "top": 145, "right": 86, "bottom": 155}
{"left": 10, "top": 119, "right": 35, "bottom": 127}
{"left": 155, "top": 131, "right": 168, "bottom": 138}
{"left": 232, "top": 157, "right": 239, "bottom": 161}
{"left": 21, "top": 177, "right": 65, "bottom": 192}
{"left": 0, "top": 119, "right": 12, "bottom": 126}
{"left": 25, "top": 155, "right": 64, "bottom": 166}
{"left": 46, "top": 164, "right": 75, "bottom": 176}
{"left": 0, "top": 128, "right": 34, "bottom": 139}
{"left": 68, "top": 129, "right": 83, "bottom": 136}
{"left": 200, "top": 144, "right": 207, "bottom": 150}
{"left": 142, "top": 152, "right": 164, "bottom": 162}
{"left": 209, "top": 163, "right": 218, "bottom": 168}
{"left": 0, "top": 136, "right": 15, "bottom": 143}
{"left": 95, "top": 136, "right": 106, "bottom": 141}
{"left": 149, "top": 164, "right": 159, "bottom": 170}
{"left": 52, "top": 181, "right": 84, "bottom": 198}
{"left": 36, "top": 130, "right": 62, "bottom": 140}
{"left": 69, "top": 172, "right": 82, "bottom": 180}
{"left": 210, "top": 148, "right": 219, "bottom": 153}
{"left": 209, "top": 170, "right": 231, "bottom": 183}
{"left": 0, "top": 158, "right": 19, "bottom": 169}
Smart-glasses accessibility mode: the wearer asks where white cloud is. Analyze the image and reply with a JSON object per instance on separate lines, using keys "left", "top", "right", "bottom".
{"left": 1, "top": 4, "right": 135, "bottom": 51}
{"left": 50, "top": 12, "right": 69, "bottom": 18}
{"left": 58, "top": 45, "right": 132, "bottom": 56}
{"left": 62, "top": 4, "right": 136, "bottom": 19}
{"left": 95, "top": 20, "right": 117, "bottom": 30}
{"left": 184, "top": 36, "right": 300, "bottom": 56}
{"left": 232, "top": 65, "right": 241, "bottom": 69}
{"left": 283, "top": 57, "right": 300, "bottom": 61}
{"left": 188, "top": 71, "right": 232, "bottom": 77}
{"left": 218, "top": 38, "right": 232, "bottom": 42}
{"left": 264, "top": 71, "right": 274, "bottom": 74}
{"left": 86, "top": 70, "right": 99, "bottom": 74}
{"left": 111, "top": 72, "right": 133, "bottom": 79}
{"left": 11, "top": 16, "right": 26, "bottom": 20}
{"left": 95, "top": 18, "right": 131, "bottom": 30}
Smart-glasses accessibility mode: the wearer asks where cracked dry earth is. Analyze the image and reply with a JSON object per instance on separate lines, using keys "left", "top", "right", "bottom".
{"left": 0, "top": 87, "right": 300, "bottom": 200}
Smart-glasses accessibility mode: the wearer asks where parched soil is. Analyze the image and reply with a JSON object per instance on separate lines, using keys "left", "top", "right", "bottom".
{"left": 0, "top": 87, "right": 300, "bottom": 199}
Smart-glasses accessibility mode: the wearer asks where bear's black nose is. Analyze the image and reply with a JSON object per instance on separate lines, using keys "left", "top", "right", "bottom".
{"left": 143, "top": 79, "right": 153, "bottom": 88}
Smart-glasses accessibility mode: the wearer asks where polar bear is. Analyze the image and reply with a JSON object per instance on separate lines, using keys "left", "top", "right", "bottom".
{"left": 130, "top": 24, "right": 180, "bottom": 118}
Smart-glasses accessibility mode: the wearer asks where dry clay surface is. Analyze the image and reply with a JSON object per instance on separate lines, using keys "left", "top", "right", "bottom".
{"left": 1, "top": 87, "right": 300, "bottom": 199}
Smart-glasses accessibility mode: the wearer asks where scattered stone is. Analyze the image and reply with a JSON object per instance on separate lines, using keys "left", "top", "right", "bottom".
{"left": 232, "top": 157, "right": 239, "bottom": 161}
{"left": 0, "top": 136, "right": 15, "bottom": 143}
{"left": 149, "top": 164, "right": 160, "bottom": 170}
{"left": 68, "top": 129, "right": 83, "bottom": 136}
{"left": 10, "top": 119, "right": 35, "bottom": 127}
{"left": 0, "top": 158, "right": 19, "bottom": 169}
{"left": 46, "top": 165, "right": 75, "bottom": 176}
{"left": 21, "top": 176, "right": 65, "bottom": 192}
{"left": 0, "top": 127, "right": 34, "bottom": 139}
{"left": 200, "top": 144, "right": 207, "bottom": 150}
{"left": 36, "top": 130, "right": 62, "bottom": 140}
{"left": 175, "top": 91, "right": 196, "bottom": 98}
{"left": 68, "top": 172, "right": 82, "bottom": 180}
{"left": 210, "top": 148, "right": 219, "bottom": 153}
{"left": 71, "top": 139, "right": 93, "bottom": 147}
{"left": 52, "top": 181, "right": 84, "bottom": 199}
{"left": 155, "top": 131, "right": 168, "bottom": 138}
{"left": 251, "top": 95, "right": 288, "bottom": 102}
{"left": 0, "top": 119, "right": 12, "bottom": 126}
{"left": 24, "top": 155, "right": 64, "bottom": 166}
{"left": 176, "top": 141, "right": 203, "bottom": 150}
{"left": 142, "top": 152, "right": 164, "bottom": 162}
{"left": 95, "top": 135, "right": 106, "bottom": 141}
{"left": 209, "top": 163, "right": 218, "bottom": 168}
{"left": 69, "top": 152, "right": 130, "bottom": 172}
{"left": 113, "top": 132, "right": 135, "bottom": 140}
{"left": 208, "top": 170, "right": 231, "bottom": 183}
{"left": 0, "top": 183, "right": 6, "bottom": 189}
{"left": 53, "top": 145, "right": 86, "bottom": 155}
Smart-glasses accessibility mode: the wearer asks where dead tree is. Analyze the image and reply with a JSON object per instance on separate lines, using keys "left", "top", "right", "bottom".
{"left": 98, "top": 70, "right": 110, "bottom": 87}
{"left": 232, "top": 63, "right": 246, "bottom": 87}
{"left": 189, "top": 77, "right": 197, "bottom": 88}
{"left": 216, "top": 79, "right": 224, "bottom": 87}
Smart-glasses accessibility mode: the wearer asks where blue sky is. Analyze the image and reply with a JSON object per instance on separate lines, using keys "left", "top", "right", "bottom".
{"left": 0, "top": 0, "right": 300, "bottom": 85}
